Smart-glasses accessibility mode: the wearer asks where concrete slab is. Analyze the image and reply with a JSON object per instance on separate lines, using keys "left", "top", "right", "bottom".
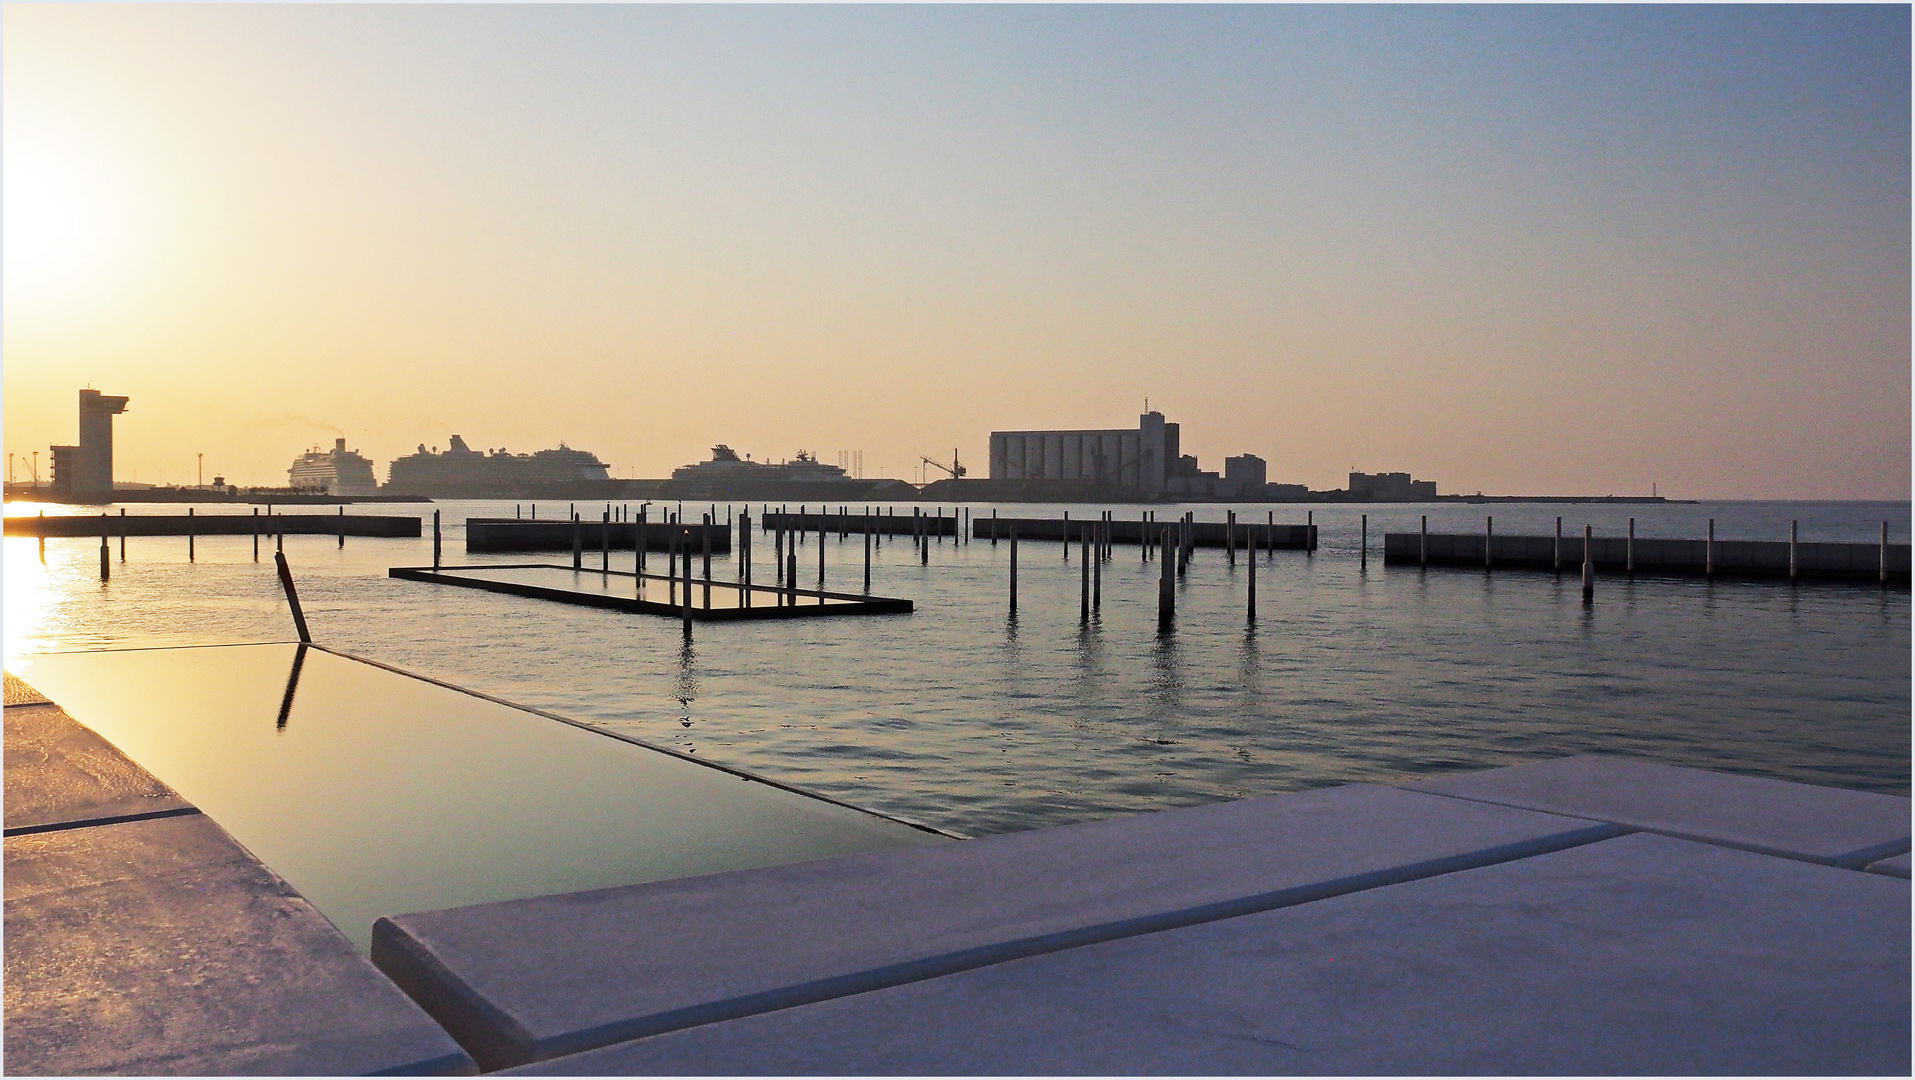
{"left": 4, "top": 814, "right": 475, "bottom": 1076}
{"left": 5, "top": 671, "right": 50, "bottom": 706}
{"left": 514, "top": 834, "right": 1910, "bottom": 1076}
{"left": 373, "top": 784, "right": 1618, "bottom": 1069}
{"left": 1406, "top": 755, "right": 1910, "bottom": 868}
{"left": 1867, "top": 852, "right": 1910, "bottom": 878}
{"left": 4, "top": 702, "right": 196, "bottom": 835}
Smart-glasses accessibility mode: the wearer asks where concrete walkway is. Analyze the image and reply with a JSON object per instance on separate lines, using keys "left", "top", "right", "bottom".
{"left": 3, "top": 673, "right": 475, "bottom": 1076}
{"left": 372, "top": 755, "right": 1908, "bottom": 1075}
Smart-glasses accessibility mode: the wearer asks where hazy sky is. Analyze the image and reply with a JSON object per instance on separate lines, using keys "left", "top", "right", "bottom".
{"left": 4, "top": 5, "right": 1908, "bottom": 497}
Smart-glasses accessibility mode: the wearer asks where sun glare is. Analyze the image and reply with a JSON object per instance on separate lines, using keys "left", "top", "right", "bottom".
{"left": 3, "top": 129, "right": 126, "bottom": 304}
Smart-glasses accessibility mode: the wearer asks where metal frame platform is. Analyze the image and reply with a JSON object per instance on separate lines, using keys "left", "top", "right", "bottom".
{"left": 389, "top": 563, "right": 913, "bottom": 620}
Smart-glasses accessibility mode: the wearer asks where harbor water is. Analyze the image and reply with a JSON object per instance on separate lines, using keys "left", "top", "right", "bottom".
{"left": 6, "top": 499, "right": 1908, "bottom": 837}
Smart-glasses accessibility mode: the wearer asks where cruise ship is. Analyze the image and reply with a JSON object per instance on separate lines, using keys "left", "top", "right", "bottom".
{"left": 663, "top": 445, "right": 913, "bottom": 500}
{"left": 287, "top": 439, "right": 380, "bottom": 496}
{"left": 385, "top": 435, "right": 611, "bottom": 496}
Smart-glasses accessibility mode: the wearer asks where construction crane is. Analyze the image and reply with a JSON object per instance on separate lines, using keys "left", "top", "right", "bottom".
{"left": 921, "top": 449, "right": 966, "bottom": 481}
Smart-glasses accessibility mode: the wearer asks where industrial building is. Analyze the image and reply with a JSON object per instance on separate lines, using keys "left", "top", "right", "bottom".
{"left": 989, "top": 412, "right": 1281, "bottom": 499}
{"left": 1348, "top": 471, "right": 1438, "bottom": 500}
{"left": 49, "top": 389, "right": 130, "bottom": 501}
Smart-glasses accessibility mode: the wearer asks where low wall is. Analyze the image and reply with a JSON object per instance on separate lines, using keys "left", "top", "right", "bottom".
{"left": 1382, "top": 532, "right": 1910, "bottom": 582}
{"left": 975, "top": 516, "right": 1315, "bottom": 549}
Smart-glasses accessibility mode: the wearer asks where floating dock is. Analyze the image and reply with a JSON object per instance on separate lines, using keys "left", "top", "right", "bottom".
{"left": 4, "top": 512, "right": 420, "bottom": 539}
{"left": 976, "top": 515, "right": 1315, "bottom": 548}
{"left": 1385, "top": 531, "right": 1910, "bottom": 583}
{"left": 466, "top": 518, "right": 730, "bottom": 554}
{"left": 391, "top": 563, "right": 912, "bottom": 619}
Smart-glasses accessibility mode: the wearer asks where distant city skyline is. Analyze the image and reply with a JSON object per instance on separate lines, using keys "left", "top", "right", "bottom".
{"left": 5, "top": 5, "right": 1908, "bottom": 498}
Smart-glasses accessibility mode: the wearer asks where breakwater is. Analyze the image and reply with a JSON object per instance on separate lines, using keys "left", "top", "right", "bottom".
{"left": 466, "top": 518, "right": 731, "bottom": 554}
{"left": 3, "top": 511, "right": 419, "bottom": 538}
{"left": 1384, "top": 529, "right": 1909, "bottom": 583}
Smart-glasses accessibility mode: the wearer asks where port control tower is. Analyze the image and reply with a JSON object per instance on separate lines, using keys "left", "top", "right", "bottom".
{"left": 50, "top": 389, "right": 130, "bottom": 500}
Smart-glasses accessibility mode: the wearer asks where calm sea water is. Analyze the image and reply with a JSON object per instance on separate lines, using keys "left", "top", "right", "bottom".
{"left": 6, "top": 499, "right": 1908, "bottom": 837}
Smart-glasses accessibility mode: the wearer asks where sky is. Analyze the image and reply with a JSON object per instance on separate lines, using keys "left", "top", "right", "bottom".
{"left": 3, "top": 5, "right": 1908, "bottom": 498}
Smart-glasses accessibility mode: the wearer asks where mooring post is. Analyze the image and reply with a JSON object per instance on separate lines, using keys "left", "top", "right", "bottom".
{"left": 787, "top": 535, "right": 797, "bottom": 600}
{"left": 1227, "top": 511, "right": 1236, "bottom": 566}
{"left": 1554, "top": 517, "right": 1562, "bottom": 572}
{"left": 1307, "top": 510, "right": 1314, "bottom": 554}
{"left": 516, "top": 504, "right": 522, "bottom": 520}
{"left": 1158, "top": 526, "right": 1175, "bottom": 627}
{"left": 1141, "top": 511, "right": 1148, "bottom": 562}
{"left": 188, "top": 507, "right": 195, "bottom": 562}
{"left": 668, "top": 529, "right": 679, "bottom": 606}
{"left": 1247, "top": 532, "right": 1256, "bottom": 622}
{"left": 531, "top": 503, "right": 537, "bottom": 520}
{"left": 818, "top": 510, "right": 826, "bottom": 587}
{"left": 602, "top": 511, "right": 611, "bottom": 572}
{"left": 1361, "top": 514, "right": 1368, "bottom": 570}
{"left": 638, "top": 508, "right": 648, "bottom": 573}
{"left": 1582, "top": 525, "right": 1594, "bottom": 603}
{"left": 992, "top": 507, "right": 998, "bottom": 546}
{"left": 1079, "top": 527, "right": 1090, "bottom": 622}
{"left": 863, "top": 514, "right": 872, "bottom": 594}
{"left": 1009, "top": 527, "right": 1018, "bottom": 616}
{"left": 253, "top": 507, "right": 260, "bottom": 561}
{"left": 704, "top": 515, "right": 713, "bottom": 610}
{"left": 571, "top": 513, "right": 582, "bottom": 570}
{"left": 1063, "top": 511, "right": 1070, "bottom": 562}
{"left": 99, "top": 516, "right": 109, "bottom": 583}
{"left": 774, "top": 522, "right": 784, "bottom": 584}
{"left": 1485, "top": 515, "right": 1493, "bottom": 570}
{"left": 1789, "top": 520, "right": 1798, "bottom": 582}
{"left": 1707, "top": 519, "right": 1715, "bottom": 578}
{"left": 1627, "top": 518, "right": 1635, "bottom": 575}
{"left": 1882, "top": 521, "right": 1890, "bottom": 587}
{"left": 432, "top": 510, "right": 442, "bottom": 569}
{"left": 1093, "top": 522, "right": 1102, "bottom": 608}
{"left": 120, "top": 508, "right": 127, "bottom": 561}
{"left": 275, "top": 551, "right": 312, "bottom": 644}
{"left": 1420, "top": 515, "right": 1428, "bottom": 567}
{"left": 682, "top": 538, "right": 694, "bottom": 639}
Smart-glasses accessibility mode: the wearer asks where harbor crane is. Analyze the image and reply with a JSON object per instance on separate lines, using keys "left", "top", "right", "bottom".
{"left": 921, "top": 450, "right": 966, "bottom": 482}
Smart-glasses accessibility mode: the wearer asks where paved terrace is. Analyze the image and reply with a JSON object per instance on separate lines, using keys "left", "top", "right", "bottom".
{"left": 5, "top": 658, "right": 1909, "bottom": 1075}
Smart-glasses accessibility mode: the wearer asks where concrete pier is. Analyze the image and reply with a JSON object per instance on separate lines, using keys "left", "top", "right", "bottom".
{"left": 467, "top": 518, "right": 729, "bottom": 554}
{"left": 2, "top": 674, "right": 475, "bottom": 1076}
{"left": 979, "top": 516, "right": 1313, "bottom": 549}
{"left": 1385, "top": 530, "right": 1909, "bottom": 583}
{"left": 361, "top": 755, "right": 1907, "bottom": 1075}
{"left": 5, "top": 513, "right": 420, "bottom": 539}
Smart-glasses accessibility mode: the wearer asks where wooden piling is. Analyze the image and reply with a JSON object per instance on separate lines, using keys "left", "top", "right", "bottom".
{"left": 603, "top": 512, "right": 612, "bottom": 572}
{"left": 1628, "top": 517, "right": 1635, "bottom": 575}
{"left": 818, "top": 510, "right": 826, "bottom": 587}
{"left": 1485, "top": 515, "right": 1493, "bottom": 570}
{"left": 571, "top": 514, "right": 582, "bottom": 570}
{"left": 1009, "top": 527, "right": 1018, "bottom": 616}
{"left": 275, "top": 552, "right": 312, "bottom": 644}
{"left": 1789, "top": 520, "right": 1798, "bottom": 581}
{"left": 1158, "top": 527, "right": 1175, "bottom": 627}
{"left": 1554, "top": 517, "right": 1562, "bottom": 572}
{"left": 682, "top": 539, "right": 693, "bottom": 638}
{"left": 863, "top": 514, "right": 872, "bottom": 594}
{"left": 119, "top": 508, "right": 126, "bottom": 561}
{"left": 188, "top": 507, "right": 195, "bottom": 562}
{"left": 99, "top": 517, "right": 109, "bottom": 583}
{"left": 704, "top": 515, "right": 714, "bottom": 609}
{"left": 337, "top": 506, "right": 345, "bottom": 548}
{"left": 1080, "top": 526, "right": 1090, "bottom": 622}
{"left": 1582, "top": 525, "right": 1594, "bottom": 601}
{"left": 637, "top": 509, "right": 647, "bottom": 573}
{"left": 1420, "top": 515, "right": 1427, "bottom": 567}
{"left": 432, "top": 510, "right": 442, "bottom": 569}
{"left": 1093, "top": 522, "right": 1102, "bottom": 608}
{"left": 253, "top": 508, "right": 260, "bottom": 562}
{"left": 1306, "top": 510, "right": 1313, "bottom": 554}
{"left": 1361, "top": 514, "right": 1367, "bottom": 570}
{"left": 1247, "top": 532, "right": 1256, "bottom": 622}
{"left": 1227, "top": 511, "right": 1236, "bottom": 566}
{"left": 1707, "top": 519, "right": 1715, "bottom": 578}
{"left": 1882, "top": 521, "right": 1890, "bottom": 587}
